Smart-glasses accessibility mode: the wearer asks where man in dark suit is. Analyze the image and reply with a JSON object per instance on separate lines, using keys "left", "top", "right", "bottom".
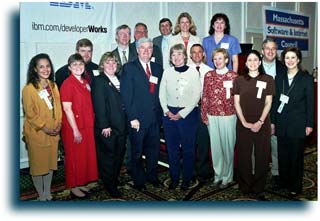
{"left": 153, "top": 18, "right": 173, "bottom": 70}
{"left": 130, "top": 22, "right": 163, "bottom": 68}
{"left": 111, "top": 24, "right": 137, "bottom": 76}
{"left": 120, "top": 37, "right": 163, "bottom": 191}
{"left": 261, "top": 37, "right": 287, "bottom": 189}
{"left": 55, "top": 38, "right": 98, "bottom": 88}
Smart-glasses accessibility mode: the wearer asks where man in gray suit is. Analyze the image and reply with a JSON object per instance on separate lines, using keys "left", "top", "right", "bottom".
{"left": 153, "top": 18, "right": 173, "bottom": 70}
{"left": 111, "top": 24, "right": 137, "bottom": 75}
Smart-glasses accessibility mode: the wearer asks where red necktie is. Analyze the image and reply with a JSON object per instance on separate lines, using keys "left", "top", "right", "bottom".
{"left": 146, "top": 63, "right": 155, "bottom": 94}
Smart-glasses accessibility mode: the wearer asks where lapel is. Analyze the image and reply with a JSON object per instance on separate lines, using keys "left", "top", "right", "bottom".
{"left": 103, "top": 74, "right": 120, "bottom": 94}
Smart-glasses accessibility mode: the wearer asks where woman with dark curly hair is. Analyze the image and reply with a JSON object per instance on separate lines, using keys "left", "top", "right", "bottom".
{"left": 202, "top": 13, "right": 241, "bottom": 72}
{"left": 22, "top": 53, "right": 62, "bottom": 201}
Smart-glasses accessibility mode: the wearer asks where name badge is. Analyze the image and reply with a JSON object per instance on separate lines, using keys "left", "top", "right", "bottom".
{"left": 277, "top": 94, "right": 289, "bottom": 114}
{"left": 92, "top": 70, "right": 99, "bottom": 76}
{"left": 149, "top": 76, "right": 158, "bottom": 84}
{"left": 38, "top": 89, "right": 53, "bottom": 110}
{"left": 256, "top": 80, "right": 267, "bottom": 99}
{"left": 221, "top": 42, "right": 229, "bottom": 49}
{"left": 280, "top": 94, "right": 289, "bottom": 104}
{"left": 223, "top": 80, "right": 233, "bottom": 99}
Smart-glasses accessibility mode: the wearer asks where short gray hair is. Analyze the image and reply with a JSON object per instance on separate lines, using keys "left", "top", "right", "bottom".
{"left": 136, "top": 37, "right": 153, "bottom": 49}
{"left": 262, "top": 37, "right": 278, "bottom": 49}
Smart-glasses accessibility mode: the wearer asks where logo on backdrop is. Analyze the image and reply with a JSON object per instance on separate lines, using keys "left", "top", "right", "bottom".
{"left": 49, "top": 2, "right": 94, "bottom": 10}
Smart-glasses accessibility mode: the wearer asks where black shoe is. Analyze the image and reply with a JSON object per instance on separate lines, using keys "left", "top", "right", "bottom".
{"left": 180, "top": 181, "right": 190, "bottom": 191}
{"left": 133, "top": 184, "right": 147, "bottom": 191}
{"left": 168, "top": 182, "right": 178, "bottom": 190}
{"left": 106, "top": 187, "right": 121, "bottom": 198}
{"left": 150, "top": 180, "right": 162, "bottom": 188}
{"left": 255, "top": 193, "right": 269, "bottom": 201}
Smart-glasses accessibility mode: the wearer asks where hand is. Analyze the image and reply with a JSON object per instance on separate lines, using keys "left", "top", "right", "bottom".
{"left": 306, "top": 127, "right": 313, "bottom": 136}
{"left": 41, "top": 127, "right": 55, "bottom": 136}
{"left": 73, "top": 129, "right": 82, "bottom": 144}
{"left": 130, "top": 119, "right": 140, "bottom": 132}
{"left": 165, "top": 111, "right": 175, "bottom": 119}
{"left": 171, "top": 113, "right": 182, "bottom": 121}
{"left": 101, "top": 128, "right": 112, "bottom": 137}
{"left": 53, "top": 123, "right": 62, "bottom": 135}
{"left": 250, "top": 121, "right": 262, "bottom": 133}
{"left": 242, "top": 121, "right": 253, "bottom": 129}
{"left": 271, "top": 124, "right": 275, "bottom": 135}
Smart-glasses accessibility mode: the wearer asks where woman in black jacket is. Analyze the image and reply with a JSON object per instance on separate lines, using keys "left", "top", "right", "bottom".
{"left": 91, "top": 52, "right": 127, "bottom": 198}
{"left": 271, "top": 47, "right": 314, "bottom": 197}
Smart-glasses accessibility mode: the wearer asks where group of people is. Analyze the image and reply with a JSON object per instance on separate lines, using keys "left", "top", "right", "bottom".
{"left": 22, "top": 12, "right": 314, "bottom": 201}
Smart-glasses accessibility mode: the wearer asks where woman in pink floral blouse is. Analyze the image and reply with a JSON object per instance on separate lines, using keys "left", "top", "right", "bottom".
{"left": 201, "top": 48, "right": 237, "bottom": 189}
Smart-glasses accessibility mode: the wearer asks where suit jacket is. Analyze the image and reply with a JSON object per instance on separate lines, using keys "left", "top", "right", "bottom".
{"left": 271, "top": 70, "right": 314, "bottom": 138}
{"left": 130, "top": 42, "right": 163, "bottom": 67}
{"left": 111, "top": 44, "right": 137, "bottom": 76}
{"left": 55, "top": 62, "right": 98, "bottom": 89}
{"left": 168, "top": 34, "right": 201, "bottom": 64}
{"left": 153, "top": 35, "right": 163, "bottom": 53}
{"left": 275, "top": 60, "right": 287, "bottom": 77}
{"left": 91, "top": 74, "right": 127, "bottom": 135}
{"left": 120, "top": 59, "right": 163, "bottom": 129}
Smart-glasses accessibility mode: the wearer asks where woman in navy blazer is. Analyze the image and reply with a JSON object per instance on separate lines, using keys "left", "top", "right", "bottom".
{"left": 91, "top": 52, "right": 127, "bottom": 198}
{"left": 271, "top": 47, "right": 314, "bottom": 197}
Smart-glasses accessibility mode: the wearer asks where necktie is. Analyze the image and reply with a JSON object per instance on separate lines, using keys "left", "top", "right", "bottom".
{"left": 196, "top": 66, "right": 200, "bottom": 74}
{"left": 145, "top": 63, "right": 151, "bottom": 79}
{"left": 146, "top": 63, "right": 154, "bottom": 94}
{"left": 122, "top": 51, "right": 128, "bottom": 64}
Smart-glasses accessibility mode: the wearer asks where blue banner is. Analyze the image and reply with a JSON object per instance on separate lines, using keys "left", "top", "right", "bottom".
{"left": 263, "top": 6, "right": 310, "bottom": 56}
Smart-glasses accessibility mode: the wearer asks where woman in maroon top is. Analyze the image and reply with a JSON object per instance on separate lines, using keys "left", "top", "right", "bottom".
{"left": 233, "top": 50, "right": 274, "bottom": 200}
{"left": 60, "top": 54, "right": 98, "bottom": 198}
{"left": 201, "top": 48, "right": 237, "bottom": 189}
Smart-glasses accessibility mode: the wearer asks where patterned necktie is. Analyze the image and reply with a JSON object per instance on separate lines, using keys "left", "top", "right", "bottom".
{"left": 122, "top": 51, "right": 128, "bottom": 64}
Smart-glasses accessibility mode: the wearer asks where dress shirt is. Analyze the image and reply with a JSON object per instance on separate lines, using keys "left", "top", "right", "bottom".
{"left": 189, "top": 62, "right": 213, "bottom": 92}
{"left": 263, "top": 60, "right": 276, "bottom": 79}
{"left": 159, "top": 65, "right": 201, "bottom": 118}
{"left": 162, "top": 34, "right": 172, "bottom": 70}
{"left": 139, "top": 59, "right": 152, "bottom": 76}
{"left": 117, "top": 47, "right": 129, "bottom": 65}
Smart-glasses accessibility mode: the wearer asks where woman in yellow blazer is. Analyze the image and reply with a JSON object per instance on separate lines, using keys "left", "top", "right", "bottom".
{"left": 22, "top": 53, "right": 62, "bottom": 201}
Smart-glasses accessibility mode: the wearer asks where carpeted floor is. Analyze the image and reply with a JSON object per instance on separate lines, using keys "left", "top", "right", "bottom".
{"left": 19, "top": 146, "right": 317, "bottom": 202}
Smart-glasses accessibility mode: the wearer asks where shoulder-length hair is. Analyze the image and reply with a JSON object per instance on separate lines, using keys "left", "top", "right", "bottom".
{"left": 26, "top": 53, "right": 55, "bottom": 89}
{"left": 281, "top": 47, "right": 303, "bottom": 71}
{"left": 208, "top": 13, "right": 230, "bottom": 35}
{"left": 98, "top": 52, "right": 119, "bottom": 73}
{"left": 173, "top": 12, "right": 197, "bottom": 36}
